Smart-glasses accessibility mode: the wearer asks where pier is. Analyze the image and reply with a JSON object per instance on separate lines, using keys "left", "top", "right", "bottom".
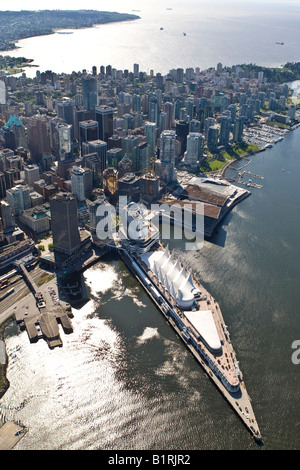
{"left": 0, "top": 421, "right": 27, "bottom": 450}
{"left": 14, "top": 267, "right": 73, "bottom": 349}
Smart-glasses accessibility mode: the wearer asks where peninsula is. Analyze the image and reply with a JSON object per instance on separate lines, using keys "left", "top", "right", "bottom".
{"left": 0, "top": 10, "right": 140, "bottom": 51}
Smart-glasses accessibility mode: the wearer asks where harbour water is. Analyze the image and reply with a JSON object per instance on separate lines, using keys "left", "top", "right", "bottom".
{"left": 2, "top": 0, "right": 300, "bottom": 77}
{"left": 1, "top": 127, "right": 300, "bottom": 450}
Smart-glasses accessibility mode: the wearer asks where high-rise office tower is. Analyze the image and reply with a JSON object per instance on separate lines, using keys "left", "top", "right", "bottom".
{"left": 82, "top": 139, "right": 107, "bottom": 172}
{"left": 56, "top": 98, "right": 75, "bottom": 139}
{"left": 6, "top": 184, "right": 31, "bottom": 216}
{"left": 24, "top": 164, "right": 40, "bottom": 187}
{"left": 50, "top": 192, "right": 81, "bottom": 256}
{"left": 82, "top": 75, "right": 98, "bottom": 111}
{"left": 95, "top": 106, "right": 114, "bottom": 143}
{"left": 0, "top": 200, "right": 15, "bottom": 231}
{"left": 56, "top": 123, "right": 73, "bottom": 161}
{"left": 122, "top": 135, "right": 140, "bottom": 172}
{"left": 133, "top": 63, "right": 139, "bottom": 78}
{"left": 175, "top": 120, "right": 189, "bottom": 156}
{"left": 27, "top": 115, "right": 51, "bottom": 163}
{"left": 0, "top": 172, "right": 6, "bottom": 199}
{"left": 79, "top": 120, "right": 99, "bottom": 151}
{"left": 184, "top": 132, "right": 204, "bottom": 166}
{"left": 159, "top": 130, "right": 176, "bottom": 164}
{"left": 71, "top": 166, "right": 93, "bottom": 202}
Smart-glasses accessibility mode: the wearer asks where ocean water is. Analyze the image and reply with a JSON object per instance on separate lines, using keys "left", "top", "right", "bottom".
{"left": 2, "top": 0, "right": 300, "bottom": 77}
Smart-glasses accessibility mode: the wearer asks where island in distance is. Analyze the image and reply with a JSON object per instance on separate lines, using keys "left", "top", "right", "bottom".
{"left": 0, "top": 10, "right": 140, "bottom": 51}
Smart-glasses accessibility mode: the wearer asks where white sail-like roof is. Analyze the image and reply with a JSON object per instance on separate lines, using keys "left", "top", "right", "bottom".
{"left": 183, "top": 310, "right": 222, "bottom": 352}
{"left": 142, "top": 249, "right": 195, "bottom": 308}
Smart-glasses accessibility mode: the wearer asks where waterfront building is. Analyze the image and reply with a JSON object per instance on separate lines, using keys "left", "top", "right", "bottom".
{"left": 119, "top": 201, "right": 159, "bottom": 254}
{"left": 176, "top": 120, "right": 189, "bottom": 156}
{"left": 233, "top": 116, "right": 244, "bottom": 143}
{"left": 50, "top": 192, "right": 81, "bottom": 257}
{"left": 207, "top": 126, "right": 219, "bottom": 152}
{"left": 204, "top": 117, "right": 215, "bottom": 140}
{"left": 219, "top": 115, "right": 231, "bottom": 147}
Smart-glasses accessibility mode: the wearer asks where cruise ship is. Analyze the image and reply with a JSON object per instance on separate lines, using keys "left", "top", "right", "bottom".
{"left": 117, "top": 202, "right": 262, "bottom": 442}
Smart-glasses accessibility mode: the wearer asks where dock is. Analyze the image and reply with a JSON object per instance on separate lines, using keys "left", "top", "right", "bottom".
{"left": 14, "top": 267, "right": 73, "bottom": 349}
{"left": 0, "top": 421, "right": 27, "bottom": 450}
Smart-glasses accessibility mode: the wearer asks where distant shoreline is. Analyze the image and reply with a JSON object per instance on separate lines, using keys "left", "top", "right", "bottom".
{"left": 0, "top": 10, "right": 140, "bottom": 52}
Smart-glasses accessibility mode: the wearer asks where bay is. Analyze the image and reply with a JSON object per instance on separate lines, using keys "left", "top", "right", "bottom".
{"left": 2, "top": 0, "right": 300, "bottom": 77}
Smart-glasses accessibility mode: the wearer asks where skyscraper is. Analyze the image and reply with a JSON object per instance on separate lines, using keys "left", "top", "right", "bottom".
{"left": 79, "top": 120, "right": 99, "bottom": 152}
{"left": 145, "top": 122, "right": 157, "bottom": 158}
{"left": 219, "top": 115, "right": 231, "bottom": 147}
{"left": 184, "top": 132, "right": 204, "bottom": 166}
{"left": 56, "top": 122, "right": 73, "bottom": 161}
{"left": 6, "top": 184, "right": 31, "bottom": 216}
{"left": 159, "top": 130, "right": 176, "bottom": 164}
{"left": 71, "top": 166, "right": 93, "bottom": 202}
{"left": 27, "top": 115, "right": 51, "bottom": 163}
{"left": 82, "top": 139, "right": 107, "bottom": 172}
{"left": 95, "top": 106, "right": 114, "bottom": 143}
{"left": 82, "top": 76, "right": 98, "bottom": 111}
{"left": 50, "top": 192, "right": 81, "bottom": 257}
{"left": 233, "top": 116, "right": 244, "bottom": 143}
